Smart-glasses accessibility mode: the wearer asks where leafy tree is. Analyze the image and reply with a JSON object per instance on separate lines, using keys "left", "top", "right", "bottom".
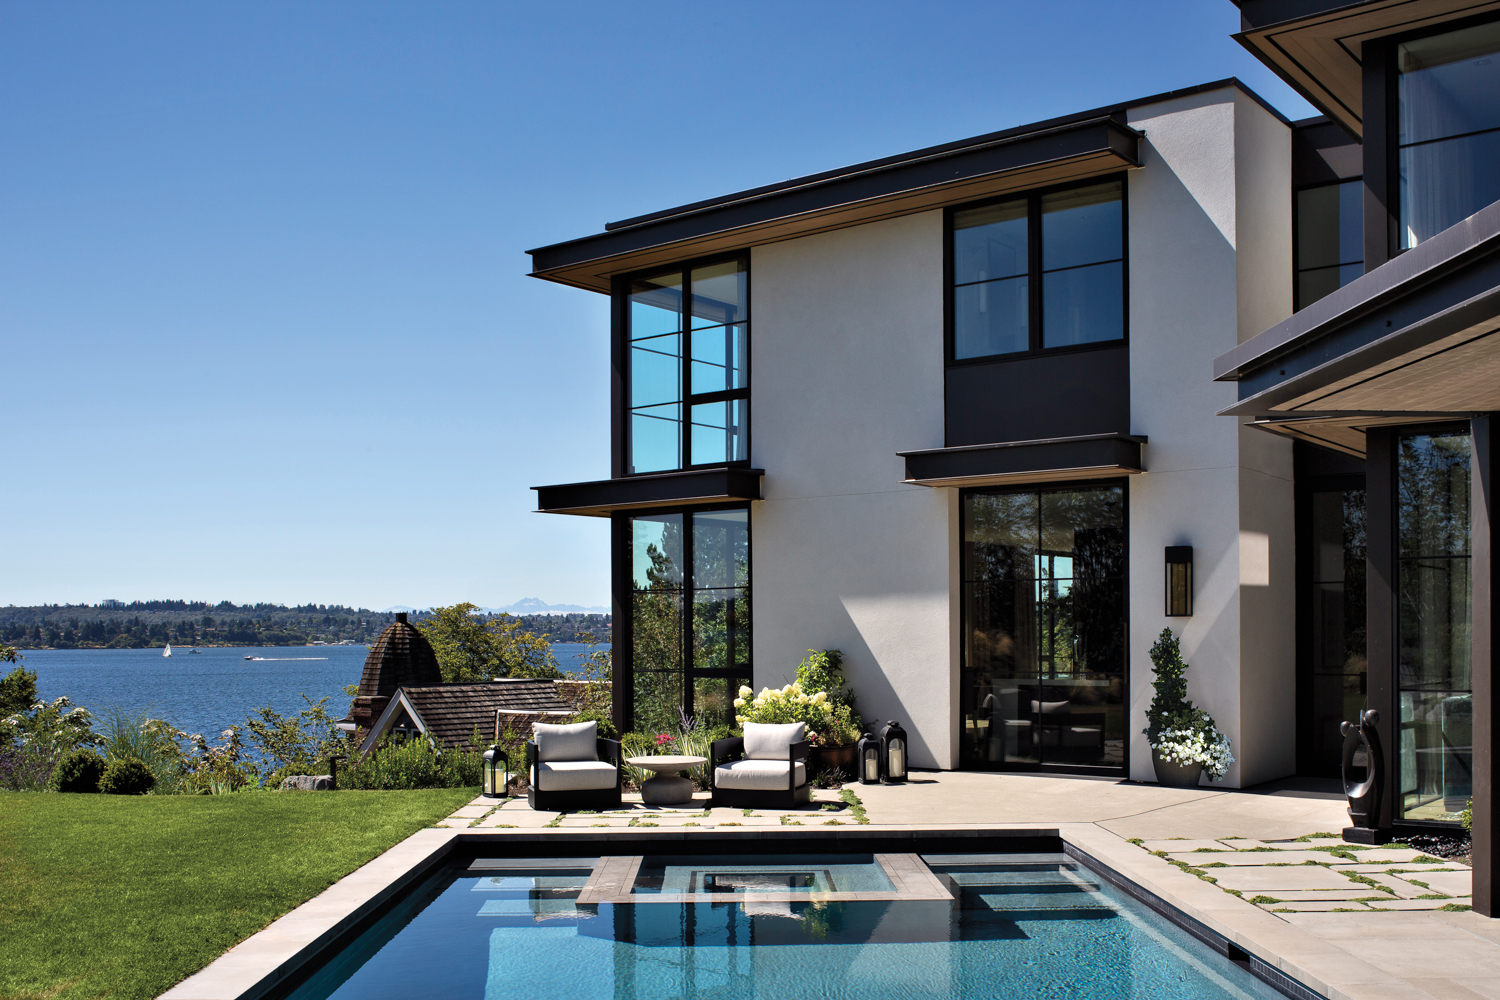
{"left": 0, "top": 664, "right": 37, "bottom": 718}
{"left": 418, "top": 603, "right": 562, "bottom": 682}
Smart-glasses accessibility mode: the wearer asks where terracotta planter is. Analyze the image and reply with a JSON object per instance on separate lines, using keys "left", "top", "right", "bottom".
{"left": 1151, "top": 748, "right": 1203, "bottom": 788}
{"left": 810, "top": 744, "right": 858, "bottom": 777}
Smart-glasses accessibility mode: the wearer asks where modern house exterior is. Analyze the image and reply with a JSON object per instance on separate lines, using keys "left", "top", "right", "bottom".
{"left": 529, "top": 0, "right": 1500, "bottom": 914}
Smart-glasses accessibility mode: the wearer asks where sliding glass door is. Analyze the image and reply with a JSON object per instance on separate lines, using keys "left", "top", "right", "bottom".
{"left": 960, "top": 483, "right": 1127, "bottom": 773}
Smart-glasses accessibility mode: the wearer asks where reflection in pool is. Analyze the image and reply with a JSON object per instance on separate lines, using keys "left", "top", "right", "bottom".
{"left": 284, "top": 853, "right": 1291, "bottom": 1000}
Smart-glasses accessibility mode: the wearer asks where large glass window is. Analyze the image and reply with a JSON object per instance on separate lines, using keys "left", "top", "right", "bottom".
{"left": 627, "top": 258, "right": 749, "bottom": 474}
{"left": 951, "top": 179, "right": 1124, "bottom": 360}
{"left": 1295, "top": 181, "right": 1364, "bottom": 309}
{"left": 1304, "top": 487, "right": 1367, "bottom": 776}
{"left": 1399, "top": 20, "right": 1500, "bottom": 248}
{"left": 1396, "top": 430, "right": 1471, "bottom": 823}
{"left": 960, "top": 484, "right": 1126, "bottom": 773}
{"left": 628, "top": 507, "right": 750, "bottom": 732}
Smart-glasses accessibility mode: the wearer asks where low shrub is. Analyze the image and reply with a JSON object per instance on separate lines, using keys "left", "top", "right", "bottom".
{"left": 52, "top": 748, "right": 106, "bottom": 793}
{"left": 342, "top": 735, "right": 483, "bottom": 791}
{"left": 99, "top": 756, "right": 156, "bottom": 795}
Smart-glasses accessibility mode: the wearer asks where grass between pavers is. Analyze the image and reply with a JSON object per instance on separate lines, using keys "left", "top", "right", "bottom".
{"left": 0, "top": 788, "right": 475, "bottom": 1000}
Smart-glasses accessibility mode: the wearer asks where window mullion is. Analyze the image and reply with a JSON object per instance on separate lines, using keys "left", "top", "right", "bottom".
{"left": 681, "top": 272, "right": 692, "bottom": 470}
{"left": 1029, "top": 195, "right": 1042, "bottom": 353}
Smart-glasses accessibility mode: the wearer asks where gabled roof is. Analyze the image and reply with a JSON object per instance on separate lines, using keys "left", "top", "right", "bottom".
{"left": 356, "top": 679, "right": 574, "bottom": 757}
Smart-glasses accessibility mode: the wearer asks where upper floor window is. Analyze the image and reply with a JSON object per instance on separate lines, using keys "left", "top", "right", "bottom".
{"left": 627, "top": 257, "right": 749, "bottom": 474}
{"left": 1399, "top": 19, "right": 1500, "bottom": 248}
{"left": 950, "top": 178, "right": 1125, "bottom": 361}
{"left": 1295, "top": 179, "right": 1363, "bottom": 309}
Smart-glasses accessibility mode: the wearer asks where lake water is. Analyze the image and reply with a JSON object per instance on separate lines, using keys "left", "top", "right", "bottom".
{"left": 15, "top": 643, "right": 605, "bottom": 741}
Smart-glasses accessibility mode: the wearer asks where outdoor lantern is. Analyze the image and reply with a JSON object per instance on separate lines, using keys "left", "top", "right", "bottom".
{"left": 482, "top": 744, "right": 509, "bottom": 799}
{"left": 879, "top": 720, "right": 908, "bottom": 783}
{"left": 858, "top": 733, "right": 881, "bottom": 785}
{"left": 1165, "top": 546, "right": 1193, "bottom": 617}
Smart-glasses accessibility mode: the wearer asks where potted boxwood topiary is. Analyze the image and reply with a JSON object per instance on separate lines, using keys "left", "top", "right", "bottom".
{"left": 1143, "top": 629, "right": 1235, "bottom": 787}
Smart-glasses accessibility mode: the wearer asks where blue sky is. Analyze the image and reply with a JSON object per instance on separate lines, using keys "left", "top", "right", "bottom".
{"left": 0, "top": 2, "right": 1315, "bottom": 611}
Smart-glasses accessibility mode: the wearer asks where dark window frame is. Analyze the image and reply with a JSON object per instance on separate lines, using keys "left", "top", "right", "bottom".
{"left": 1371, "top": 9, "right": 1500, "bottom": 261}
{"left": 1388, "top": 420, "right": 1473, "bottom": 827}
{"left": 957, "top": 476, "right": 1131, "bottom": 777}
{"left": 944, "top": 174, "right": 1130, "bottom": 368}
{"left": 1293, "top": 177, "right": 1365, "bottom": 311}
{"left": 619, "top": 251, "right": 752, "bottom": 478}
{"left": 613, "top": 500, "right": 753, "bottom": 733}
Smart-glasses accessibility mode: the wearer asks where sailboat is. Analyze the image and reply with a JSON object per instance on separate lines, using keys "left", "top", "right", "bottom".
{"left": 163, "top": 642, "right": 172, "bottom": 658}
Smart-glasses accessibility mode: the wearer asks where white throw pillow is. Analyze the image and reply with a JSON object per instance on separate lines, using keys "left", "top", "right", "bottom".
{"left": 742, "top": 721, "right": 806, "bottom": 760}
{"left": 534, "top": 720, "right": 597, "bottom": 762}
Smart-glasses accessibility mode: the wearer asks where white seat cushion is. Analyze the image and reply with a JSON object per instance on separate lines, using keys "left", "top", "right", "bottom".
{"left": 536, "top": 760, "right": 617, "bottom": 791}
{"left": 714, "top": 759, "right": 807, "bottom": 791}
{"left": 534, "top": 721, "right": 597, "bottom": 762}
{"left": 742, "top": 721, "right": 806, "bottom": 760}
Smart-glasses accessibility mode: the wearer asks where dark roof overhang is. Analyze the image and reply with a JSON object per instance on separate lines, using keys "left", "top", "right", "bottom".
{"left": 534, "top": 467, "right": 763, "bottom": 517}
{"left": 1233, "top": 0, "right": 1500, "bottom": 137}
{"left": 1213, "top": 199, "right": 1500, "bottom": 454}
{"left": 528, "top": 112, "right": 1151, "bottom": 292}
{"left": 899, "top": 434, "right": 1146, "bottom": 489}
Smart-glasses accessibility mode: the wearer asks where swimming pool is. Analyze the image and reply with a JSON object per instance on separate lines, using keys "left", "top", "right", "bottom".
{"left": 283, "top": 851, "right": 1297, "bottom": 1000}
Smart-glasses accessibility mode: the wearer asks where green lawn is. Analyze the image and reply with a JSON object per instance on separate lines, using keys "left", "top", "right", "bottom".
{"left": 0, "top": 788, "right": 475, "bottom": 1000}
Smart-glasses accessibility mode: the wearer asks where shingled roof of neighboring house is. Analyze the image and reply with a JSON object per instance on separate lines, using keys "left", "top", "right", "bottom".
{"left": 357, "top": 678, "right": 575, "bottom": 755}
{"left": 357, "top": 613, "right": 442, "bottom": 698}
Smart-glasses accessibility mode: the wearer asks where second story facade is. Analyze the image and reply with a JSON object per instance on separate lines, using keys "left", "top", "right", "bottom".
{"left": 533, "top": 78, "right": 1303, "bottom": 791}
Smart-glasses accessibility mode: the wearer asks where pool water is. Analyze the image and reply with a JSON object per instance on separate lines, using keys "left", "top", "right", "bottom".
{"left": 285, "top": 853, "right": 1292, "bottom": 1000}
{"left": 632, "top": 853, "right": 896, "bottom": 895}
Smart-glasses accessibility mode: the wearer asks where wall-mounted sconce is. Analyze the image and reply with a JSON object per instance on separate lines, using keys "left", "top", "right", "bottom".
{"left": 1165, "top": 546, "right": 1193, "bottom": 617}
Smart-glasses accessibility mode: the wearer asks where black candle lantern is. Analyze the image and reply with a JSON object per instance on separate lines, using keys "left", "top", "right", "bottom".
{"left": 482, "top": 744, "right": 509, "bottom": 799}
{"left": 1165, "top": 546, "right": 1193, "bottom": 617}
{"left": 879, "top": 720, "right": 908, "bottom": 783}
{"left": 857, "top": 732, "right": 881, "bottom": 785}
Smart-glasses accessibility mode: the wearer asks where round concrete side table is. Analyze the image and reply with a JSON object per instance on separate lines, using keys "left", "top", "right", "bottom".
{"left": 627, "top": 755, "right": 706, "bottom": 806}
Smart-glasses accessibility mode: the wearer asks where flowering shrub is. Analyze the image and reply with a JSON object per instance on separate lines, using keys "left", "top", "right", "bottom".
{"left": 734, "top": 683, "right": 861, "bottom": 747}
{"left": 653, "top": 733, "right": 677, "bottom": 752}
{"left": 0, "top": 696, "right": 100, "bottom": 791}
{"left": 1142, "top": 628, "right": 1234, "bottom": 782}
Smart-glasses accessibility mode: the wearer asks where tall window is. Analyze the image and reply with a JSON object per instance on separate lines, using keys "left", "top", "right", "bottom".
{"left": 1399, "top": 19, "right": 1500, "bottom": 248}
{"left": 1295, "top": 180, "right": 1363, "bottom": 309}
{"left": 960, "top": 484, "right": 1126, "bottom": 773}
{"left": 628, "top": 507, "right": 750, "bottom": 732}
{"left": 1304, "top": 487, "right": 1367, "bottom": 776}
{"left": 627, "top": 258, "right": 749, "bottom": 474}
{"left": 1396, "top": 430, "right": 1472, "bottom": 823}
{"left": 951, "top": 179, "right": 1125, "bottom": 360}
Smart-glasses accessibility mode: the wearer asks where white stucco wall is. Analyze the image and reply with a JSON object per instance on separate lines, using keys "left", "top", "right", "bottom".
{"left": 1126, "top": 87, "right": 1295, "bottom": 787}
{"left": 750, "top": 211, "right": 957, "bottom": 769}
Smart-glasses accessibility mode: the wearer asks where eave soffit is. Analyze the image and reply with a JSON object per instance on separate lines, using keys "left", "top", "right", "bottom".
{"left": 1235, "top": 0, "right": 1500, "bottom": 137}
{"left": 528, "top": 118, "right": 1143, "bottom": 294}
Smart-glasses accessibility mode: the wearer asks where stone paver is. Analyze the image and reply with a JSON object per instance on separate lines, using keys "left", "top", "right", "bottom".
{"left": 1165, "top": 849, "right": 1335, "bottom": 866}
{"left": 1139, "top": 839, "right": 1228, "bottom": 852}
{"left": 1419, "top": 869, "right": 1475, "bottom": 897}
{"left": 1211, "top": 866, "right": 1367, "bottom": 892}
